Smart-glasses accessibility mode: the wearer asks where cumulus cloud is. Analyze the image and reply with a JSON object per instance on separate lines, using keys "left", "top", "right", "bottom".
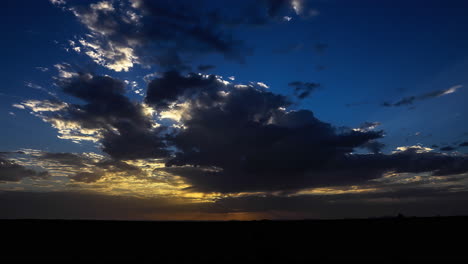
{"left": 18, "top": 69, "right": 468, "bottom": 195}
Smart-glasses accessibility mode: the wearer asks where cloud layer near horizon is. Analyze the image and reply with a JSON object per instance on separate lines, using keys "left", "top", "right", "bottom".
{"left": 10, "top": 69, "right": 468, "bottom": 195}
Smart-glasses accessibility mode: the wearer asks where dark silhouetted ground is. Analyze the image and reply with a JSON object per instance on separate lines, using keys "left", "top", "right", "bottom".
{"left": 1, "top": 216, "right": 467, "bottom": 263}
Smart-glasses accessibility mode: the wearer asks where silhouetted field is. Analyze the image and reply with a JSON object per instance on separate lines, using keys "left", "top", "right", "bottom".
{"left": 2, "top": 216, "right": 467, "bottom": 263}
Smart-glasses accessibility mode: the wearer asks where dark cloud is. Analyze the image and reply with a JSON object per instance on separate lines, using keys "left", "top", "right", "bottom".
{"left": 360, "top": 140, "right": 385, "bottom": 154}
{"left": 36, "top": 151, "right": 147, "bottom": 183}
{"left": 67, "top": 0, "right": 312, "bottom": 71}
{"left": 67, "top": 0, "right": 247, "bottom": 70}
{"left": 383, "top": 96, "right": 416, "bottom": 107}
{"left": 145, "top": 71, "right": 223, "bottom": 110}
{"left": 288, "top": 81, "right": 320, "bottom": 99}
{"left": 197, "top": 64, "right": 216, "bottom": 72}
{"left": 38, "top": 152, "right": 88, "bottom": 167}
{"left": 459, "top": 142, "right": 468, "bottom": 147}
{"left": 61, "top": 0, "right": 322, "bottom": 71}
{"left": 43, "top": 73, "right": 170, "bottom": 160}
{"left": 440, "top": 146, "right": 457, "bottom": 151}
{"left": 70, "top": 171, "right": 104, "bottom": 183}
{"left": 142, "top": 71, "right": 389, "bottom": 193}
{"left": 383, "top": 85, "right": 461, "bottom": 107}
{"left": 21, "top": 70, "right": 468, "bottom": 194}
{"left": 147, "top": 73, "right": 467, "bottom": 194}
{"left": 0, "top": 157, "right": 49, "bottom": 182}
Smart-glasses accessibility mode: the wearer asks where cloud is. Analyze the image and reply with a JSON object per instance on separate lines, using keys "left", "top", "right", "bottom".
{"left": 56, "top": 0, "right": 318, "bottom": 71}
{"left": 211, "top": 187, "right": 468, "bottom": 219}
{"left": 33, "top": 151, "right": 147, "bottom": 183}
{"left": 143, "top": 72, "right": 468, "bottom": 194}
{"left": 2, "top": 182, "right": 468, "bottom": 219}
{"left": 383, "top": 85, "right": 462, "bottom": 107}
{"left": 288, "top": 81, "right": 320, "bottom": 99}
{"left": 440, "top": 146, "right": 457, "bottom": 151}
{"left": 12, "top": 104, "right": 25, "bottom": 110}
{"left": 360, "top": 140, "right": 386, "bottom": 154}
{"left": 25, "top": 82, "right": 56, "bottom": 97}
{"left": 145, "top": 71, "right": 225, "bottom": 110}
{"left": 66, "top": 0, "right": 250, "bottom": 71}
{"left": 20, "top": 72, "right": 169, "bottom": 158}
{"left": 460, "top": 142, "right": 468, "bottom": 147}
{"left": 35, "top": 67, "right": 49, "bottom": 72}
{"left": 197, "top": 65, "right": 216, "bottom": 72}
{"left": 355, "top": 122, "right": 382, "bottom": 132}
{"left": 143, "top": 71, "right": 386, "bottom": 193}
{"left": 21, "top": 99, "right": 67, "bottom": 112}
{"left": 49, "top": 0, "right": 66, "bottom": 6}
{"left": 54, "top": 63, "right": 78, "bottom": 79}
{"left": 0, "top": 156, "right": 49, "bottom": 182}
{"left": 59, "top": 73, "right": 169, "bottom": 159}
{"left": 20, "top": 69, "right": 468, "bottom": 195}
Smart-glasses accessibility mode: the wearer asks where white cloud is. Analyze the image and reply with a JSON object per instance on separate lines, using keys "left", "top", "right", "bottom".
{"left": 54, "top": 63, "right": 78, "bottom": 79}
{"left": 50, "top": 0, "right": 66, "bottom": 5}
{"left": 21, "top": 100, "right": 67, "bottom": 113}
{"left": 19, "top": 100, "right": 102, "bottom": 144}
{"left": 392, "top": 145, "right": 434, "bottom": 154}
{"left": 90, "top": 1, "right": 114, "bottom": 12}
{"left": 78, "top": 39, "right": 137, "bottom": 72}
{"left": 143, "top": 72, "right": 161, "bottom": 83}
{"left": 441, "top": 84, "right": 462, "bottom": 96}
{"left": 12, "top": 104, "right": 25, "bottom": 110}
{"left": 256, "top": 82, "right": 269, "bottom": 89}
{"left": 44, "top": 117, "right": 102, "bottom": 144}
{"left": 292, "top": 0, "right": 302, "bottom": 15}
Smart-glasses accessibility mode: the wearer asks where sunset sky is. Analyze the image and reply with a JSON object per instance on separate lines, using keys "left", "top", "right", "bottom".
{"left": 1, "top": 0, "right": 468, "bottom": 220}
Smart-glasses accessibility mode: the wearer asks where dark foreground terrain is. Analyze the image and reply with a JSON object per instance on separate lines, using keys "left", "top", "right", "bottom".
{"left": 2, "top": 216, "right": 467, "bottom": 263}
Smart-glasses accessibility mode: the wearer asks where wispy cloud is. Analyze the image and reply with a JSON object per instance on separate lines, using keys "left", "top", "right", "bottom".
{"left": 383, "top": 85, "right": 462, "bottom": 107}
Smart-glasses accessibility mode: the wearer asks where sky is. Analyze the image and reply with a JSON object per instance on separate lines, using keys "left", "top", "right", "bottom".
{"left": 1, "top": 0, "right": 468, "bottom": 220}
